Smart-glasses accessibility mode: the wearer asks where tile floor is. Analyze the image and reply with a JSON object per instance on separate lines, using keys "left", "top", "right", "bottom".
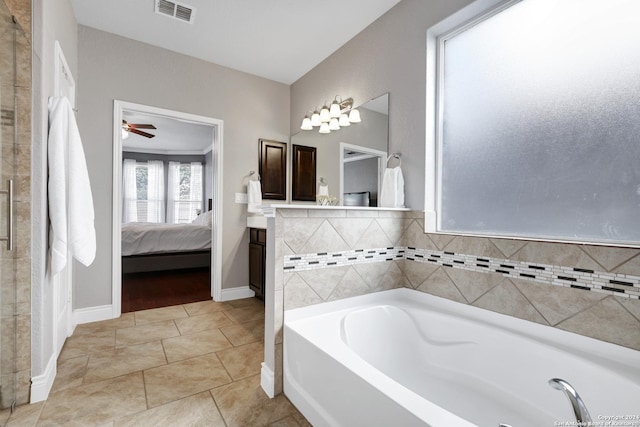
{"left": 1, "top": 298, "right": 310, "bottom": 427}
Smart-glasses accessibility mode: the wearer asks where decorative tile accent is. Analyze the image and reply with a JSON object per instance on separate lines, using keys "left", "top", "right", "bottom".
{"left": 284, "top": 246, "right": 640, "bottom": 300}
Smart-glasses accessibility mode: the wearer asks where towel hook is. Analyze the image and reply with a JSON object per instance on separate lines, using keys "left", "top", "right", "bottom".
{"left": 386, "top": 153, "right": 401, "bottom": 167}
{"left": 319, "top": 177, "right": 327, "bottom": 185}
{"left": 249, "top": 170, "right": 261, "bottom": 181}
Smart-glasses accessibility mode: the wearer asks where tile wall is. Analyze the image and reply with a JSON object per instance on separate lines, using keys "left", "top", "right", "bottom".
{"left": 271, "top": 207, "right": 640, "bottom": 394}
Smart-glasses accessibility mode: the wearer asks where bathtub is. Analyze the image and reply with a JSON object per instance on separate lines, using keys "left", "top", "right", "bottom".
{"left": 283, "top": 288, "right": 640, "bottom": 427}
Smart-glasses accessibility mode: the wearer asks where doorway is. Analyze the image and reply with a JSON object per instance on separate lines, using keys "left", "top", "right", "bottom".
{"left": 112, "top": 101, "right": 223, "bottom": 318}
{"left": 339, "top": 142, "right": 387, "bottom": 207}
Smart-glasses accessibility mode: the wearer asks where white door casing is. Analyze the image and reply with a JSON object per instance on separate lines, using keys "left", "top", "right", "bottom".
{"left": 112, "top": 101, "right": 224, "bottom": 318}
{"left": 52, "top": 40, "right": 75, "bottom": 356}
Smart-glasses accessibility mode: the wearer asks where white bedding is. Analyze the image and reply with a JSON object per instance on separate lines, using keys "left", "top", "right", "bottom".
{"left": 121, "top": 222, "right": 212, "bottom": 256}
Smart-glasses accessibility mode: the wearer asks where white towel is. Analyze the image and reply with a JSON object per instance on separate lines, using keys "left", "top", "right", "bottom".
{"left": 247, "top": 180, "right": 263, "bottom": 213}
{"left": 379, "top": 167, "right": 405, "bottom": 208}
{"left": 47, "top": 96, "right": 96, "bottom": 275}
{"left": 318, "top": 183, "right": 329, "bottom": 196}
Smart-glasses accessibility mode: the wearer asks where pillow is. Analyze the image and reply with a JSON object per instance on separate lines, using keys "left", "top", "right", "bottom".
{"left": 192, "top": 210, "right": 213, "bottom": 226}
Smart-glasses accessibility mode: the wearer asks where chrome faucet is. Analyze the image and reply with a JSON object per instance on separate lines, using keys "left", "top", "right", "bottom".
{"left": 548, "top": 378, "right": 592, "bottom": 425}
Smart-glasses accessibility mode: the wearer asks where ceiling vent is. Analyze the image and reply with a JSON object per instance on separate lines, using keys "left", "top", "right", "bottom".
{"left": 155, "top": 0, "right": 195, "bottom": 24}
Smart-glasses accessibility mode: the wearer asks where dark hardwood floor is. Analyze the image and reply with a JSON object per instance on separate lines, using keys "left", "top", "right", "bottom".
{"left": 121, "top": 267, "right": 212, "bottom": 313}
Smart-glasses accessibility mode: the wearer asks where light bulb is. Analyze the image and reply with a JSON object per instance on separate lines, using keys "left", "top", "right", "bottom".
{"left": 301, "top": 116, "right": 313, "bottom": 130}
{"left": 329, "top": 118, "right": 340, "bottom": 130}
{"left": 339, "top": 113, "right": 351, "bottom": 127}
{"left": 348, "top": 108, "right": 361, "bottom": 123}
{"left": 121, "top": 128, "right": 129, "bottom": 139}
{"left": 310, "top": 110, "right": 321, "bottom": 127}
{"left": 319, "top": 106, "right": 330, "bottom": 123}
{"left": 319, "top": 122, "right": 331, "bottom": 134}
{"left": 329, "top": 100, "right": 341, "bottom": 118}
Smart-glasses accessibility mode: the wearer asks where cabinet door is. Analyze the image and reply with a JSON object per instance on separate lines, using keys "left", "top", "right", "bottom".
{"left": 292, "top": 144, "right": 317, "bottom": 201}
{"left": 249, "top": 242, "right": 265, "bottom": 299}
{"left": 259, "top": 139, "right": 287, "bottom": 200}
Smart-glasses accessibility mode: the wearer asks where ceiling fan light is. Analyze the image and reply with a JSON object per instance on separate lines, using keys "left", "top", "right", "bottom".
{"left": 319, "top": 106, "right": 330, "bottom": 123}
{"left": 339, "top": 113, "right": 351, "bottom": 127}
{"left": 319, "top": 122, "right": 331, "bottom": 134}
{"left": 121, "top": 128, "right": 129, "bottom": 139}
{"left": 348, "top": 108, "right": 361, "bottom": 123}
{"left": 310, "top": 111, "right": 321, "bottom": 127}
{"left": 329, "top": 117, "right": 340, "bottom": 130}
{"left": 301, "top": 116, "right": 313, "bottom": 130}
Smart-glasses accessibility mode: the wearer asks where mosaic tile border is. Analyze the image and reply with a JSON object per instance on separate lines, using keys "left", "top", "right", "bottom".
{"left": 284, "top": 247, "right": 640, "bottom": 300}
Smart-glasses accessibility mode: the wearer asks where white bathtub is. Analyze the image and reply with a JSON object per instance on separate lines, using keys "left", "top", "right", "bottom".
{"left": 283, "top": 288, "right": 640, "bottom": 427}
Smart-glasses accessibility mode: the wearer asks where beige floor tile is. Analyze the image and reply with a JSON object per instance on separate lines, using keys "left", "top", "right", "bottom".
{"left": 269, "top": 415, "right": 301, "bottom": 427}
{"left": 37, "top": 372, "right": 146, "bottom": 427}
{"left": 5, "top": 401, "right": 44, "bottom": 427}
{"left": 224, "top": 306, "right": 265, "bottom": 324}
{"left": 220, "top": 319, "right": 264, "bottom": 346}
{"left": 226, "top": 297, "right": 264, "bottom": 310}
{"left": 174, "top": 311, "right": 233, "bottom": 335}
{"left": 51, "top": 356, "right": 88, "bottom": 393}
{"left": 134, "top": 305, "right": 188, "bottom": 325}
{"left": 211, "top": 375, "right": 296, "bottom": 427}
{"left": 84, "top": 341, "right": 167, "bottom": 384}
{"left": 72, "top": 313, "right": 135, "bottom": 336}
{"left": 216, "top": 342, "right": 263, "bottom": 381}
{"left": 183, "top": 300, "right": 233, "bottom": 316}
{"left": 144, "top": 353, "right": 232, "bottom": 408}
{"left": 115, "top": 320, "right": 180, "bottom": 347}
{"left": 162, "top": 329, "right": 233, "bottom": 363}
{"left": 292, "top": 411, "right": 312, "bottom": 427}
{"left": 114, "top": 391, "right": 225, "bottom": 427}
{"left": 59, "top": 329, "right": 115, "bottom": 360}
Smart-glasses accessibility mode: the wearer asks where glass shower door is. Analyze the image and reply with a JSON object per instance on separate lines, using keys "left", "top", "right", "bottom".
{"left": 0, "top": 2, "right": 20, "bottom": 410}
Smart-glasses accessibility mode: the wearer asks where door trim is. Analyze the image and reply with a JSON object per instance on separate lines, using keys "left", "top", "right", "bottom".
{"left": 112, "top": 101, "right": 224, "bottom": 317}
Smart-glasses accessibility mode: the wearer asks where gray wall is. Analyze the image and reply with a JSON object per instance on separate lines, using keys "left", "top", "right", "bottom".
{"left": 32, "top": 0, "right": 78, "bottom": 380}
{"left": 76, "top": 26, "right": 290, "bottom": 308}
{"left": 291, "top": 0, "right": 475, "bottom": 208}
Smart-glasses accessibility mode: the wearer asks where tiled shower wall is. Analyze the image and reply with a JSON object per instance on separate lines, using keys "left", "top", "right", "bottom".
{"left": 272, "top": 207, "right": 640, "bottom": 393}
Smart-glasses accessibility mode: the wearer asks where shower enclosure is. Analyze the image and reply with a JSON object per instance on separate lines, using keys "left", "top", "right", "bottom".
{"left": 0, "top": 0, "right": 28, "bottom": 410}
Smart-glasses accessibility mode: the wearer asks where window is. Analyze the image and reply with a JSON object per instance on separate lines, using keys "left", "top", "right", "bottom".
{"left": 167, "top": 162, "right": 203, "bottom": 223}
{"left": 123, "top": 159, "right": 165, "bottom": 223}
{"left": 427, "top": 0, "right": 640, "bottom": 245}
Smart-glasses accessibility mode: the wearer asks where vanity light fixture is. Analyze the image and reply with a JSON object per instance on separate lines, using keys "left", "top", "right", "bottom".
{"left": 300, "top": 95, "right": 361, "bottom": 133}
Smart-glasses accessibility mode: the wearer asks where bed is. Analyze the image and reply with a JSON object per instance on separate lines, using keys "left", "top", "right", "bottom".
{"left": 121, "top": 210, "right": 212, "bottom": 274}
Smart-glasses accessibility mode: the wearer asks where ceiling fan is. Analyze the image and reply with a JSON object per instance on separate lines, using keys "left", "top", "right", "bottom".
{"left": 122, "top": 120, "right": 156, "bottom": 139}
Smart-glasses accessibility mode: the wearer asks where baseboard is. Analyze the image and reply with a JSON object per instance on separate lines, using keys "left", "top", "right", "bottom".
{"left": 219, "top": 286, "right": 255, "bottom": 301}
{"left": 260, "top": 362, "right": 275, "bottom": 398}
{"left": 30, "top": 354, "right": 57, "bottom": 403}
{"left": 72, "top": 304, "right": 114, "bottom": 325}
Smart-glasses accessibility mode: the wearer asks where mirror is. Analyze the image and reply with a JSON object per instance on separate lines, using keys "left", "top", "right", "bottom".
{"left": 290, "top": 93, "right": 389, "bottom": 206}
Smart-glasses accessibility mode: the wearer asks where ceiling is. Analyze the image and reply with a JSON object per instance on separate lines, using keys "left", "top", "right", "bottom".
{"left": 122, "top": 111, "right": 213, "bottom": 154}
{"left": 70, "top": 0, "right": 402, "bottom": 84}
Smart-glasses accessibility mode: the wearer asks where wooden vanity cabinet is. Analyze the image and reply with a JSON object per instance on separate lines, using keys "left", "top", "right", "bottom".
{"left": 249, "top": 228, "right": 266, "bottom": 300}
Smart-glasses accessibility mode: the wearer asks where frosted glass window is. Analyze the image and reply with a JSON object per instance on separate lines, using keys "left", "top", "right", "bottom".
{"left": 437, "top": 0, "right": 640, "bottom": 245}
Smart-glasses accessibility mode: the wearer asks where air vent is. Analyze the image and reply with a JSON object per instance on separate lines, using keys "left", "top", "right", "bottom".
{"left": 155, "top": 0, "right": 195, "bottom": 23}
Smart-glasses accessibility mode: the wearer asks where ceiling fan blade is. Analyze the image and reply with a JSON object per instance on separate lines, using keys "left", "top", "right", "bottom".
{"left": 130, "top": 128, "right": 156, "bottom": 138}
{"left": 129, "top": 124, "right": 157, "bottom": 129}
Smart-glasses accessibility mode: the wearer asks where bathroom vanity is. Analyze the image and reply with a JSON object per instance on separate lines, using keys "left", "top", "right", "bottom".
{"left": 249, "top": 227, "right": 266, "bottom": 300}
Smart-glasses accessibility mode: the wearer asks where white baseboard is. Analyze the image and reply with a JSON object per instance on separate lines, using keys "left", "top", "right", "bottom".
{"left": 260, "top": 362, "right": 275, "bottom": 398}
{"left": 30, "top": 354, "right": 57, "bottom": 403}
{"left": 219, "top": 286, "right": 255, "bottom": 301}
{"left": 72, "top": 304, "right": 114, "bottom": 325}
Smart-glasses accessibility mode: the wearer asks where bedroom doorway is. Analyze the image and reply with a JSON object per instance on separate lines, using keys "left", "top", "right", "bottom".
{"left": 112, "top": 101, "right": 224, "bottom": 317}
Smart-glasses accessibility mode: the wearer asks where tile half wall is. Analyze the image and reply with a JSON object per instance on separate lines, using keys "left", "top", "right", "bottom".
{"left": 276, "top": 209, "right": 640, "bottom": 352}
